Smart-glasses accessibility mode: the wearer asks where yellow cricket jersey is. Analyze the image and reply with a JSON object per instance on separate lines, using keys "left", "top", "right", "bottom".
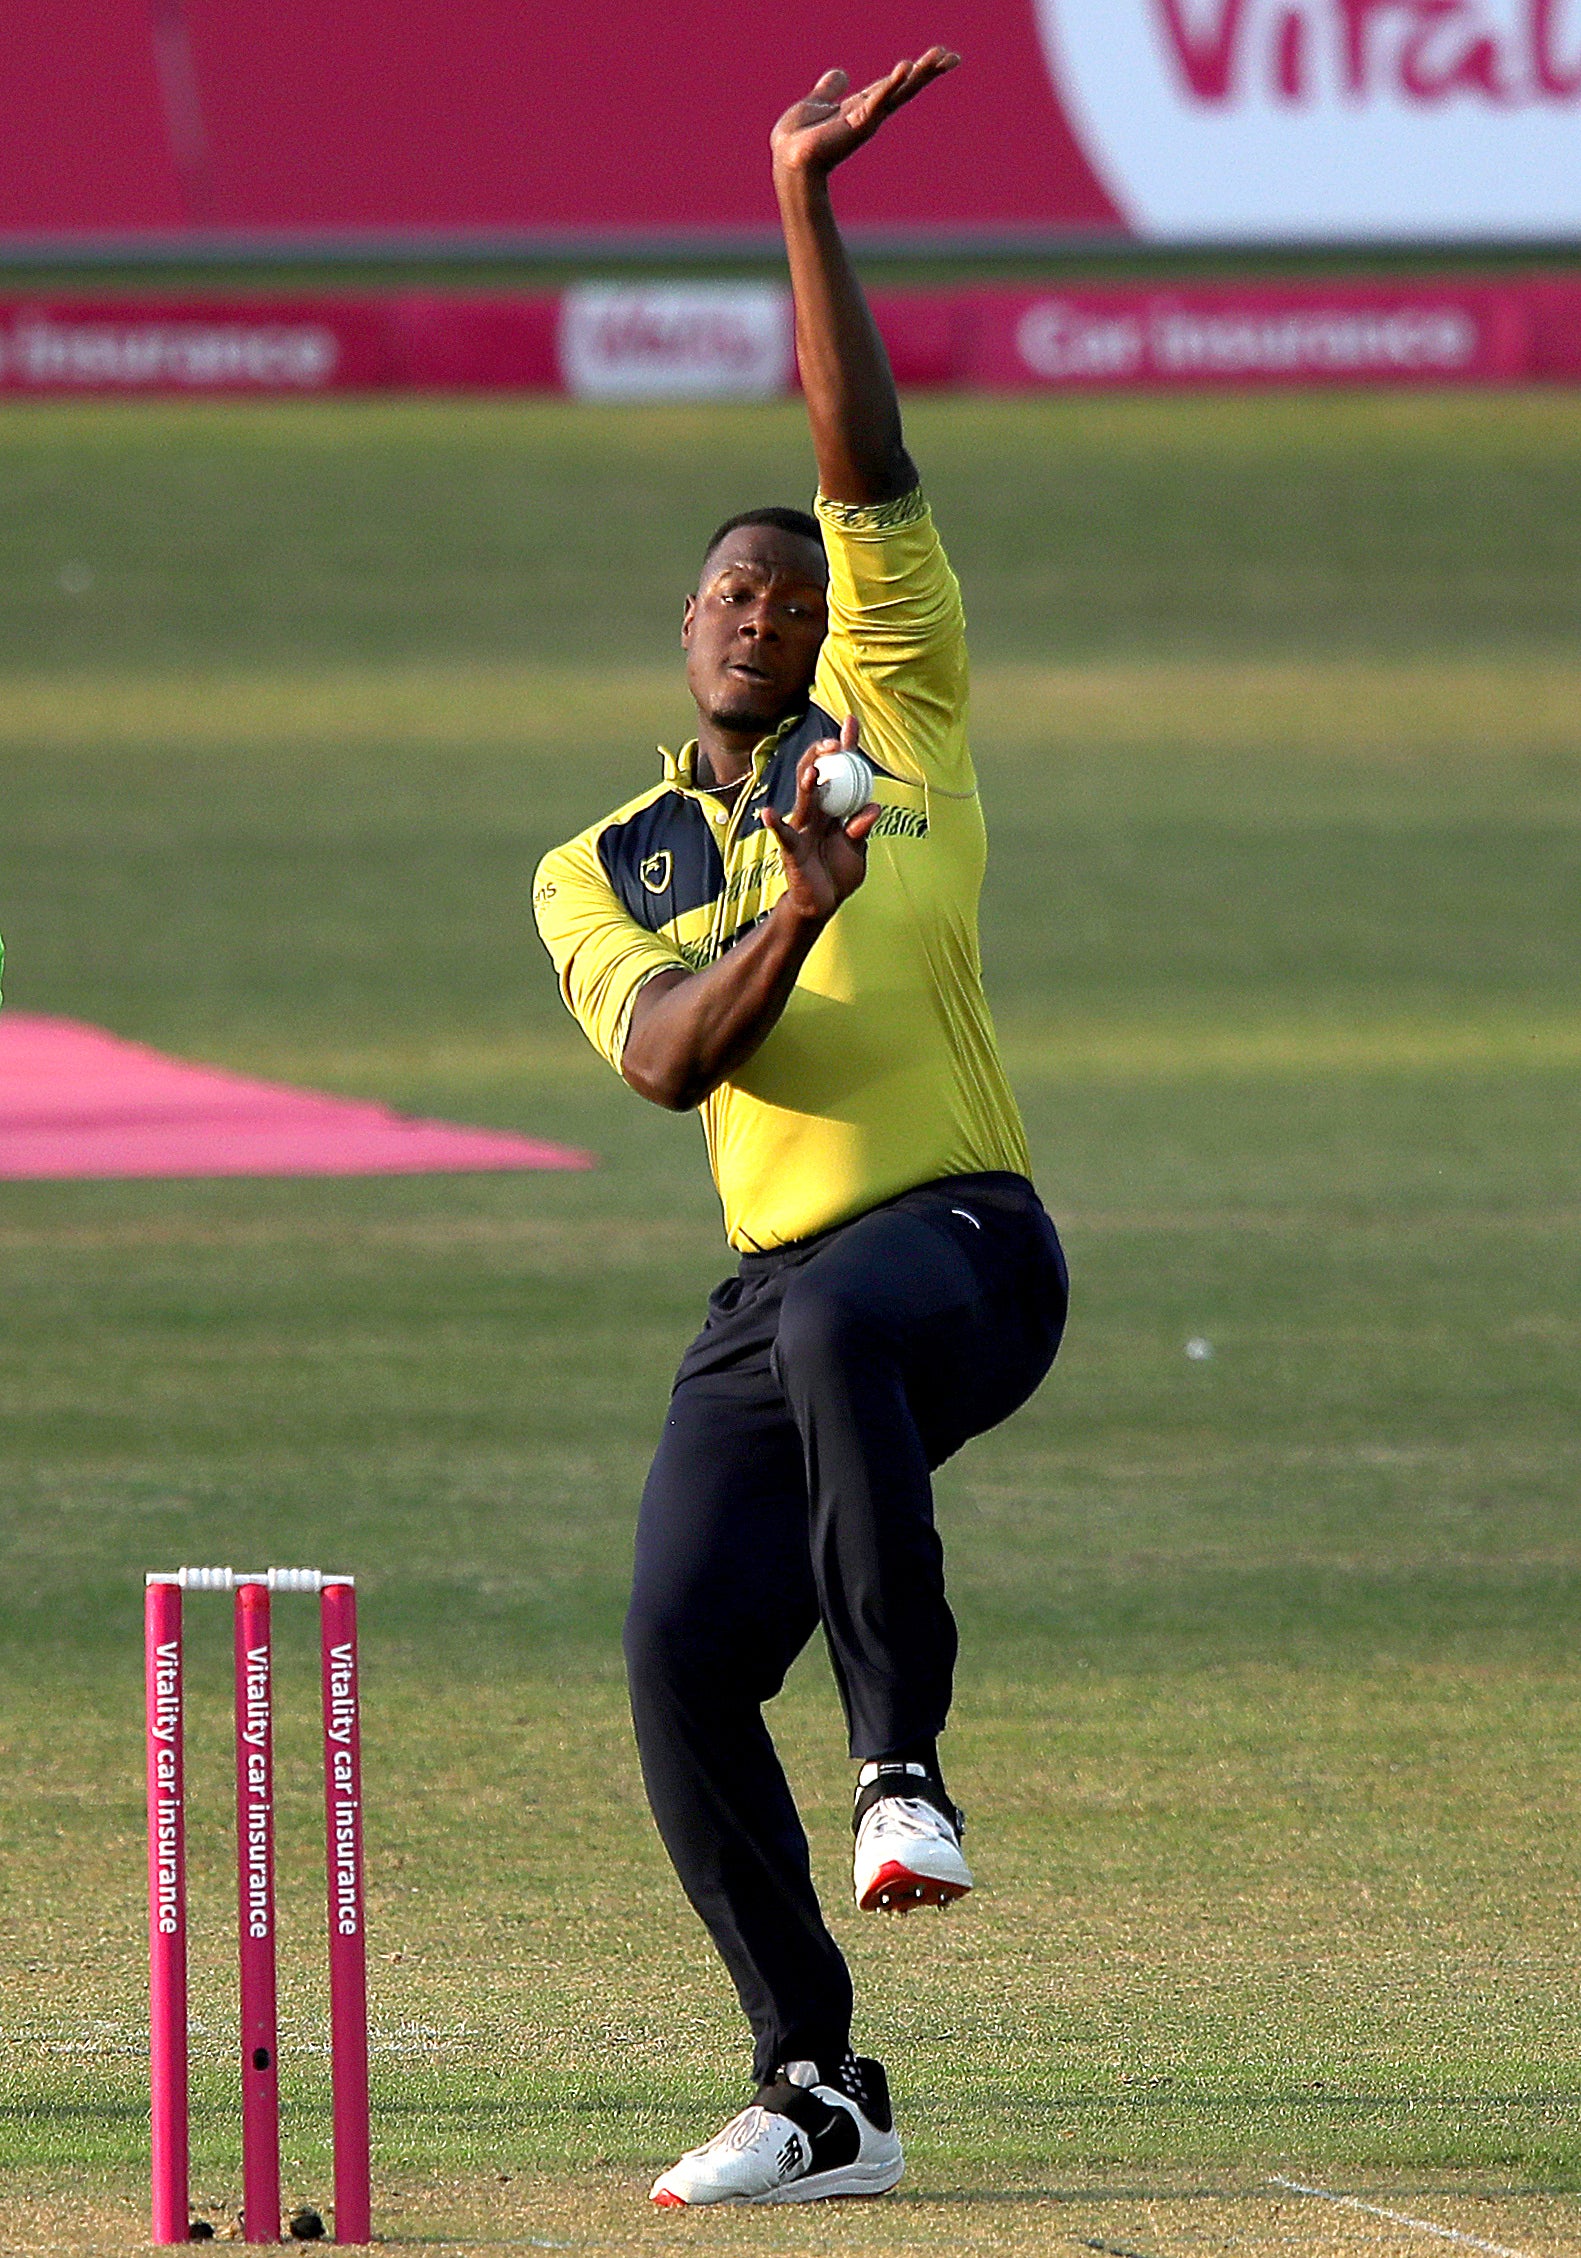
{"left": 532, "top": 486, "right": 1031, "bottom": 1252}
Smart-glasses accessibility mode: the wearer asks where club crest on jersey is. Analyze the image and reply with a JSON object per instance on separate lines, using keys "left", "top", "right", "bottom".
{"left": 640, "top": 850, "right": 673, "bottom": 894}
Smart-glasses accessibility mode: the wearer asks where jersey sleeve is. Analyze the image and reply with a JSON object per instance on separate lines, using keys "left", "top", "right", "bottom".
{"left": 810, "top": 486, "right": 972, "bottom": 793}
{"left": 532, "top": 824, "right": 687, "bottom": 1074}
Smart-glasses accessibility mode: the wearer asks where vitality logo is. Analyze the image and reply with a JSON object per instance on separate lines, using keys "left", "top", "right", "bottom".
{"left": 1036, "top": 0, "right": 1581, "bottom": 238}
{"left": 1151, "top": 0, "right": 1581, "bottom": 104}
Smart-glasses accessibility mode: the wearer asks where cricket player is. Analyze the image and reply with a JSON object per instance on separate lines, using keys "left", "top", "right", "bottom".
{"left": 533, "top": 50, "right": 1068, "bottom": 2207}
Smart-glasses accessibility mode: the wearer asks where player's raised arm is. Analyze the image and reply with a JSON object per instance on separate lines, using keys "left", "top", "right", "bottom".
{"left": 771, "top": 51, "right": 959, "bottom": 508}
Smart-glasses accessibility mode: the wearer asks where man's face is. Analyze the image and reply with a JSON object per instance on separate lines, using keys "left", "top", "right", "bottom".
{"left": 682, "top": 526, "right": 829, "bottom": 739}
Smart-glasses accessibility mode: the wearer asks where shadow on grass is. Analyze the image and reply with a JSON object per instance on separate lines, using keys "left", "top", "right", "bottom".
{"left": 896, "top": 2181, "right": 1563, "bottom": 2203}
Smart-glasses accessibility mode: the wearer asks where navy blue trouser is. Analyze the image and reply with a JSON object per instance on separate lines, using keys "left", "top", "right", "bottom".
{"left": 622, "top": 1171, "right": 1068, "bottom": 2082}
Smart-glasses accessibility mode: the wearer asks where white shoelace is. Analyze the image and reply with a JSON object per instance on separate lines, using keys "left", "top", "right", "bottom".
{"left": 864, "top": 1798, "right": 954, "bottom": 1843}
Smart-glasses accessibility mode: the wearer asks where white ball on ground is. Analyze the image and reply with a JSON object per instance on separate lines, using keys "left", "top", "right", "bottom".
{"left": 813, "top": 749, "right": 875, "bottom": 822}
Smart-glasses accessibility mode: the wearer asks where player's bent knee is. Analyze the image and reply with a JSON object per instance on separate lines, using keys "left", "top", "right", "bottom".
{"left": 625, "top": 1601, "right": 810, "bottom": 1731}
{"left": 622, "top": 1597, "right": 694, "bottom": 1692}
{"left": 624, "top": 1596, "right": 760, "bottom": 1705}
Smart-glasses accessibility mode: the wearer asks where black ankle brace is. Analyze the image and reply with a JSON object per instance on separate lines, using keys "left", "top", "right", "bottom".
{"left": 851, "top": 1759, "right": 965, "bottom": 1841}
{"left": 758, "top": 2052, "right": 894, "bottom": 2137}
{"left": 824, "top": 2050, "right": 893, "bottom": 2133}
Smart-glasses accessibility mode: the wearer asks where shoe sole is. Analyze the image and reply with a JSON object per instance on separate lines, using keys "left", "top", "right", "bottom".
{"left": 652, "top": 2157, "right": 904, "bottom": 2208}
{"left": 755, "top": 2153, "right": 905, "bottom": 2204}
{"left": 858, "top": 1857, "right": 972, "bottom": 1914}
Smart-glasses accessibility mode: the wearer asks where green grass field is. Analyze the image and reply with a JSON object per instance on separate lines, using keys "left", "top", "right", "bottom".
{"left": 1, "top": 393, "right": 1579, "bottom": 2255}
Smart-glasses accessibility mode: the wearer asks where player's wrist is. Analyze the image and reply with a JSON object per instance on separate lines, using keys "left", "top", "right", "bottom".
{"left": 773, "top": 156, "right": 836, "bottom": 205}
{"left": 771, "top": 889, "right": 832, "bottom": 942}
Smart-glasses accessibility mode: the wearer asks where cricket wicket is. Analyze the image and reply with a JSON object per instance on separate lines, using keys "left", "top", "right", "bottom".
{"left": 145, "top": 1567, "right": 371, "bottom": 2245}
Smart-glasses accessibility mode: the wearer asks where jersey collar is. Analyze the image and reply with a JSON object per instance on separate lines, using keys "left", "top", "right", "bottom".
{"left": 659, "top": 709, "right": 803, "bottom": 798}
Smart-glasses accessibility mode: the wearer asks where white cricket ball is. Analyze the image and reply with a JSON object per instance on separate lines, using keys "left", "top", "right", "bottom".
{"left": 813, "top": 748, "right": 875, "bottom": 822}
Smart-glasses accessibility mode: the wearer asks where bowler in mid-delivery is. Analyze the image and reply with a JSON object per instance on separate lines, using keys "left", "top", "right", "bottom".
{"left": 533, "top": 49, "right": 1068, "bottom": 2209}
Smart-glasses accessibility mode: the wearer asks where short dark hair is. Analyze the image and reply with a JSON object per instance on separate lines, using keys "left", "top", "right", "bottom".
{"left": 700, "top": 506, "right": 825, "bottom": 580}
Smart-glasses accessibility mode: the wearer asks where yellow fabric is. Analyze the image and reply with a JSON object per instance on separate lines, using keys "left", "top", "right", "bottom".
{"left": 533, "top": 489, "right": 1031, "bottom": 1250}
{"left": 530, "top": 811, "right": 690, "bottom": 1074}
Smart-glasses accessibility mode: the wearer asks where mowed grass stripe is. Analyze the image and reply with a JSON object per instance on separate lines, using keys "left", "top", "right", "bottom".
{"left": 2, "top": 655, "right": 1581, "bottom": 754}
{"left": 1000, "top": 1017, "right": 1581, "bottom": 1078}
{"left": 214, "top": 1017, "right": 1581, "bottom": 1094}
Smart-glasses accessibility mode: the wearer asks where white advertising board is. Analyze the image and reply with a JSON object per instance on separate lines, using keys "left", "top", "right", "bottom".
{"left": 1036, "top": 0, "right": 1581, "bottom": 238}
{"left": 559, "top": 285, "right": 793, "bottom": 403}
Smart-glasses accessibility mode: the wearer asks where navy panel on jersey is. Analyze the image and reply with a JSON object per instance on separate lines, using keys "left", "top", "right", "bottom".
{"left": 598, "top": 794, "right": 724, "bottom": 933}
{"left": 754, "top": 705, "right": 838, "bottom": 819}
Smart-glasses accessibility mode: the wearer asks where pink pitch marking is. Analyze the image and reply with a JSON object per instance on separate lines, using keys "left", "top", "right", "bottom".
{"left": 146, "top": 1579, "right": 190, "bottom": 2246}
{"left": 234, "top": 1580, "right": 281, "bottom": 2244}
{"left": 0, "top": 1012, "right": 593, "bottom": 1179}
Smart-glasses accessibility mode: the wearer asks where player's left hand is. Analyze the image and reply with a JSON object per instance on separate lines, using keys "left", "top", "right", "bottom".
{"left": 770, "top": 51, "right": 961, "bottom": 182}
{"left": 760, "top": 714, "right": 880, "bottom": 925}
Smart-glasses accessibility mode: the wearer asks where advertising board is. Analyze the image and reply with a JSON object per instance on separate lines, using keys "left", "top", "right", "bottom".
{"left": 1, "top": 280, "right": 1576, "bottom": 396}
{"left": 0, "top": 299, "right": 398, "bottom": 392}
{"left": 965, "top": 282, "right": 1529, "bottom": 386}
{"left": 1039, "top": 0, "right": 1581, "bottom": 238}
{"left": 2, "top": 0, "right": 1576, "bottom": 249}
{"left": 558, "top": 287, "right": 793, "bottom": 403}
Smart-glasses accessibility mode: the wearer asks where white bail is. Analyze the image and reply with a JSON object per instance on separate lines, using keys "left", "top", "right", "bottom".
{"left": 144, "top": 1566, "right": 353, "bottom": 1592}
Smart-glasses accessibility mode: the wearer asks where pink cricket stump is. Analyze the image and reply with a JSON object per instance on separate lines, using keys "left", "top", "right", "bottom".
{"left": 234, "top": 1578, "right": 282, "bottom": 2243}
{"left": 146, "top": 1576, "right": 190, "bottom": 2246}
{"left": 148, "top": 1566, "right": 372, "bottom": 2243}
{"left": 320, "top": 1579, "right": 372, "bottom": 2244}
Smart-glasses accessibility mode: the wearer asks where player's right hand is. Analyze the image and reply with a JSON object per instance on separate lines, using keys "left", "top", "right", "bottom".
{"left": 760, "top": 714, "right": 880, "bottom": 925}
{"left": 770, "top": 52, "right": 960, "bottom": 182}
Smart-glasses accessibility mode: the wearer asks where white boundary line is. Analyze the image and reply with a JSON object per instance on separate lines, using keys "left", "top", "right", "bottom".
{"left": 1273, "top": 2176, "right": 1537, "bottom": 2258}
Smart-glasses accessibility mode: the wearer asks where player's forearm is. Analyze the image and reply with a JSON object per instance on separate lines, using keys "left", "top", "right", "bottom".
{"left": 621, "top": 895, "right": 828, "bottom": 1112}
{"left": 774, "top": 167, "right": 916, "bottom": 509}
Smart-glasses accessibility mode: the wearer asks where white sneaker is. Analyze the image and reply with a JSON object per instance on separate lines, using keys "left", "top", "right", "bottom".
{"left": 650, "top": 2056, "right": 903, "bottom": 2207}
{"left": 853, "top": 1761, "right": 973, "bottom": 1913}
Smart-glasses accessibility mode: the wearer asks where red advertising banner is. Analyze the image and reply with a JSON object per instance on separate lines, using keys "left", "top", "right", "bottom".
{"left": 393, "top": 296, "right": 559, "bottom": 392}
{"left": 0, "top": 299, "right": 401, "bottom": 392}
{"left": 7, "top": 0, "right": 1579, "bottom": 249}
{"left": 952, "top": 282, "right": 1532, "bottom": 389}
{"left": 0, "top": 280, "right": 1577, "bottom": 397}
{"left": 0, "top": 0, "right": 1113, "bottom": 247}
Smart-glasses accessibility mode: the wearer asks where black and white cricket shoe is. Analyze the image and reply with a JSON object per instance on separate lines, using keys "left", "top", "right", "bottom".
{"left": 853, "top": 1760, "right": 973, "bottom": 1912}
{"left": 649, "top": 2055, "right": 902, "bottom": 2207}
